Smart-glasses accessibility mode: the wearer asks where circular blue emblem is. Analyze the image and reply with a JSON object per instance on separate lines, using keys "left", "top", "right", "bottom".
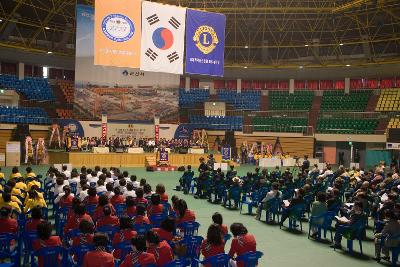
{"left": 101, "top": 14, "right": 135, "bottom": 42}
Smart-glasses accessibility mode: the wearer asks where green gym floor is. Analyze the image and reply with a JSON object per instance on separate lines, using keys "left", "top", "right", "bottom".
{"left": 1, "top": 165, "right": 389, "bottom": 267}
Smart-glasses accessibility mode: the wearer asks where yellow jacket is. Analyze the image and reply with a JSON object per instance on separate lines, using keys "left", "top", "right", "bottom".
{"left": 0, "top": 195, "right": 22, "bottom": 206}
{"left": 26, "top": 172, "right": 37, "bottom": 178}
{"left": 9, "top": 172, "right": 22, "bottom": 179}
{"left": 24, "top": 197, "right": 47, "bottom": 213}
{"left": 15, "top": 181, "right": 28, "bottom": 192}
{"left": 0, "top": 200, "right": 21, "bottom": 213}
{"left": 11, "top": 187, "right": 22, "bottom": 197}
{"left": 0, "top": 172, "right": 4, "bottom": 180}
{"left": 27, "top": 180, "right": 41, "bottom": 191}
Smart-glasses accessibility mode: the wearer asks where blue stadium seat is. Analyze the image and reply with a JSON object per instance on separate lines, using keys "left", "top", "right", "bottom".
{"left": 0, "top": 105, "right": 50, "bottom": 125}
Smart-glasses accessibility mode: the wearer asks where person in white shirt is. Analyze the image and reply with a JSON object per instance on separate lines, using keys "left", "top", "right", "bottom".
{"left": 53, "top": 177, "right": 69, "bottom": 196}
{"left": 94, "top": 166, "right": 102, "bottom": 177}
{"left": 77, "top": 177, "right": 88, "bottom": 195}
{"left": 130, "top": 175, "right": 140, "bottom": 189}
{"left": 62, "top": 165, "right": 71, "bottom": 179}
{"left": 104, "top": 183, "right": 115, "bottom": 199}
{"left": 68, "top": 173, "right": 80, "bottom": 185}
{"left": 87, "top": 169, "right": 98, "bottom": 186}
{"left": 96, "top": 180, "right": 107, "bottom": 194}
{"left": 255, "top": 182, "right": 282, "bottom": 220}
{"left": 117, "top": 179, "right": 127, "bottom": 194}
{"left": 322, "top": 166, "right": 334, "bottom": 178}
{"left": 123, "top": 183, "right": 136, "bottom": 198}
{"left": 78, "top": 185, "right": 89, "bottom": 201}
{"left": 54, "top": 185, "right": 75, "bottom": 204}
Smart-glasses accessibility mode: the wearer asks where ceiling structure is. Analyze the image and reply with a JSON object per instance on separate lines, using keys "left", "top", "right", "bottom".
{"left": 0, "top": 0, "right": 399, "bottom": 69}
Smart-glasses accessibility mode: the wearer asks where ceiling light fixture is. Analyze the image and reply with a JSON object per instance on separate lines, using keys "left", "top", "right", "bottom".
{"left": 244, "top": 45, "right": 249, "bottom": 49}
{"left": 244, "top": 66, "right": 248, "bottom": 69}
{"left": 339, "top": 43, "right": 344, "bottom": 46}
{"left": 47, "top": 51, "right": 53, "bottom": 54}
{"left": 304, "top": 44, "right": 309, "bottom": 47}
{"left": 346, "top": 64, "right": 351, "bottom": 67}
{"left": 299, "top": 66, "right": 304, "bottom": 69}
{"left": 44, "top": 26, "right": 50, "bottom": 30}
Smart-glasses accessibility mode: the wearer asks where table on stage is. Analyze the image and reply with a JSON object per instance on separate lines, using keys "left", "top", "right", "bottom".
{"left": 259, "top": 158, "right": 281, "bottom": 168}
{"left": 259, "top": 157, "right": 320, "bottom": 168}
{"left": 188, "top": 148, "right": 205, "bottom": 154}
{"left": 127, "top": 147, "right": 144, "bottom": 154}
{"left": 92, "top": 147, "right": 109, "bottom": 153}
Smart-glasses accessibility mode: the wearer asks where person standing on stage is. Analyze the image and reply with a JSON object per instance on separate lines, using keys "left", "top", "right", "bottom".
{"left": 301, "top": 155, "right": 310, "bottom": 174}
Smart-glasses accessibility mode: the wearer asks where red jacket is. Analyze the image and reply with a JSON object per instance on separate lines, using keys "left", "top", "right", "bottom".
{"left": 153, "top": 228, "right": 173, "bottom": 242}
{"left": 93, "top": 204, "right": 116, "bottom": 222}
{"left": 147, "top": 204, "right": 164, "bottom": 216}
{"left": 112, "top": 229, "right": 137, "bottom": 259}
{"left": 85, "top": 196, "right": 99, "bottom": 205}
{"left": 97, "top": 215, "right": 119, "bottom": 228}
{"left": 64, "top": 213, "right": 93, "bottom": 234}
{"left": 110, "top": 195, "right": 125, "bottom": 206}
{"left": 72, "top": 233, "right": 94, "bottom": 247}
{"left": 120, "top": 251, "right": 156, "bottom": 267}
{"left": 201, "top": 239, "right": 225, "bottom": 267}
{"left": 147, "top": 240, "right": 174, "bottom": 266}
{"left": 228, "top": 234, "right": 257, "bottom": 267}
{"left": 25, "top": 218, "right": 44, "bottom": 232}
{"left": 83, "top": 250, "right": 115, "bottom": 267}
{"left": 133, "top": 215, "right": 150, "bottom": 225}
{"left": 0, "top": 217, "right": 18, "bottom": 234}
{"left": 176, "top": 210, "right": 196, "bottom": 225}
{"left": 59, "top": 194, "right": 74, "bottom": 208}
{"left": 33, "top": 236, "right": 62, "bottom": 267}
{"left": 126, "top": 206, "right": 136, "bottom": 217}
{"left": 159, "top": 193, "right": 169, "bottom": 202}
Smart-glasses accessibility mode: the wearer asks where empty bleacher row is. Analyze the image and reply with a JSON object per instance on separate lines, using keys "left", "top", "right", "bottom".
{"left": 56, "top": 108, "right": 73, "bottom": 119}
{"left": 57, "top": 80, "right": 74, "bottom": 104}
{"left": 375, "top": 89, "right": 400, "bottom": 112}
{"left": 320, "top": 91, "right": 372, "bottom": 111}
{"left": 269, "top": 91, "right": 314, "bottom": 110}
{"left": 0, "top": 74, "right": 55, "bottom": 101}
{"left": 217, "top": 90, "right": 261, "bottom": 110}
{"left": 316, "top": 118, "right": 379, "bottom": 134}
{"left": 189, "top": 115, "right": 243, "bottom": 131}
{"left": 387, "top": 117, "right": 400, "bottom": 129}
{"left": 253, "top": 117, "right": 308, "bottom": 133}
{"left": 179, "top": 89, "right": 210, "bottom": 108}
{"left": 0, "top": 106, "right": 51, "bottom": 124}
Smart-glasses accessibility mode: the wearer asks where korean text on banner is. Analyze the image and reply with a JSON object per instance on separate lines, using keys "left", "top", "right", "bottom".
{"left": 140, "top": 1, "right": 186, "bottom": 74}
{"left": 185, "top": 9, "right": 226, "bottom": 77}
{"left": 94, "top": 0, "right": 141, "bottom": 68}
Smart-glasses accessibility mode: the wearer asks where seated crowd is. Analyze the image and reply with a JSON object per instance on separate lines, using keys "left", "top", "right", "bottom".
{"left": 0, "top": 165, "right": 258, "bottom": 267}
{"left": 179, "top": 159, "right": 400, "bottom": 263}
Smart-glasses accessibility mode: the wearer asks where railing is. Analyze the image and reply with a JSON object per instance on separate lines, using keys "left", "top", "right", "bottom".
{"left": 250, "top": 110, "right": 309, "bottom": 118}
{"left": 315, "top": 128, "right": 386, "bottom": 135}
{"left": 318, "top": 111, "right": 382, "bottom": 120}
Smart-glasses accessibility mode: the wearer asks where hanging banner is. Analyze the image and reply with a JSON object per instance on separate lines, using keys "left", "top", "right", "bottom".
{"left": 222, "top": 145, "right": 231, "bottom": 161}
{"left": 140, "top": 1, "right": 186, "bottom": 74}
{"left": 94, "top": 0, "right": 141, "bottom": 68}
{"left": 101, "top": 113, "right": 107, "bottom": 140}
{"left": 185, "top": 9, "right": 226, "bottom": 77}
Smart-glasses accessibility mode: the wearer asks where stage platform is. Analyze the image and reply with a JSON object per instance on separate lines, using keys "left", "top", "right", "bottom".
{"left": 48, "top": 152, "right": 222, "bottom": 168}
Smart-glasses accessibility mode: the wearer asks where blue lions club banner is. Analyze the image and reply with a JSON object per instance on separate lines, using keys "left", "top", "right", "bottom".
{"left": 185, "top": 9, "right": 226, "bottom": 77}
{"left": 159, "top": 149, "right": 169, "bottom": 163}
{"left": 222, "top": 146, "right": 231, "bottom": 161}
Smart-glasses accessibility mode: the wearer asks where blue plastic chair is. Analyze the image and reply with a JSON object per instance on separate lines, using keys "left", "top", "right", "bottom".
{"left": 336, "top": 218, "right": 366, "bottom": 254}
{"left": 22, "top": 231, "right": 37, "bottom": 266}
{"left": 133, "top": 223, "right": 152, "bottom": 234}
{"left": 261, "top": 198, "right": 281, "bottom": 224}
{"left": 240, "top": 192, "right": 258, "bottom": 215}
{"left": 32, "top": 246, "right": 65, "bottom": 267}
{"left": 177, "top": 221, "right": 200, "bottom": 237}
{"left": 280, "top": 204, "right": 306, "bottom": 231}
{"left": 194, "top": 253, "right": 230, "bottom": 267}
{"left": 0, "top": 233, "right": 19, "bottom": 267}
{"left": 149, "top": 213, "right": 166, "bottom": 228}
{"left": 223, "top": 234, "right": 232, "bottom": 243}
{"left": 176, "top": 236, "right": 203, "bottom": 262}
{"left": 380, "top": 234, "right": 400, "bottom": 267}
{"left": 236, "top": 251, "right": 264, "bottom": 267}
{"left": 68, "top": 244, "right": 94, "bottom": 267}
{"left": 86, "top": 204, "right": 97, "bottom": 217}
{"left": 114, "top": 204, "right": 127, "bottom": 218}
{"left": 223, "top": 187, "right": 241, "bottom": 209}
{"left": 96, "top": 225, "right": 119, "bottom": 240}
{"left": 162, "top": 258, "right": 190, "bottom": 267}
{"left": 308, "top": 211, "right": 335, "bottom": 242}
{"left": 113, "top": 240, "right": 132, "bottom": 266}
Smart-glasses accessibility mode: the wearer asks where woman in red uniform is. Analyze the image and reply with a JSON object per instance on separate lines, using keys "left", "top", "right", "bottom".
{"left": 120, "top": 236, "right": 156, "bottom": 267}
{"left": 97, "top": 205, "right": 119, "bottom": 228}
{"left": 133, "top": 205, "right": 150, "bottom": 225}
{"left": 145, "top": 230, "right": 174, "bottom": 266}
{"left": 64, "top": 203, "right": 93, "bottom": 234}
{"left": 84, "top": 187, "right": 99, "bottom": 205}
{"left": 176, "top": 199, "right": 196, "bottom": 225}
{"left": 110, "top": 187, "right": 125, "bottom": 206}
{"left": 212, "top": 212, "right": 228, "bottom": 235}
{"left": 147, "top": 194, "right": 164, "bottom": 217}
{"left": 112, "top": 216, "right": 137, "bottom": 259}
{"left": 228, "top": 223, "right": 257, "bottom": 267}
{"left": 33, "top": 221, "right": 63, "bottom": 267}
{"left": 25, "top": 207, "right": 44, "bottom": 232}
{"left": 153, "top": 217, "right": 175, "bottom": 242}
{"left": 201, "top": 224, "right": 225, "bottom": 266}
{"left": 93, "top": 195, "right": 116, "bottom": 222}
{"left": 126, "top": 196, "right": 136, "bottom": 217}
{"left": 83, "top": 233, "right": 115, "bottom": 267}
{"left": 135, "top": 188, "right": 148, "bottom": 206}
{"left": 155, "top": 184, "right": 168, "bottom": 202}
{"left": 72, "top": 219, "right": 95, "bottom": 246}
{"left": 0, "top": 206, "right": 17, "bottom": 234}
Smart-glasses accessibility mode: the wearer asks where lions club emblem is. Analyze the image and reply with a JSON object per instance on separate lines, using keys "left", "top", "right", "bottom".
{"left": 193, "top": 25, "right": 218, "bottom": 54}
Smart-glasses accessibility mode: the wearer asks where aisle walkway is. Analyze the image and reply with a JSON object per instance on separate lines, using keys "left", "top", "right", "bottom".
{"left": 1, "top": 165, "right": 382, "bottom": 267}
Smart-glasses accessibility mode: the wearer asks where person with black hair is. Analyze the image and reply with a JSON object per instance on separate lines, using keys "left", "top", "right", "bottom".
{"left": 64, "top": 203, "right": 93, "bottom": 234}
{"left": 25, "top": 206, "right": 44, "bottom": 232}
{"left": 110, "top": 187, "right": 125, "bottom": 206}
{"left": 153, "top": 217, "right": 175, "bottom": 242}
{"left": 54, "top": 185, "right": 74, "bottom": 207}
{"left": 112, "top": 216, "right": 138, "bottom": 259}
{"left": 93, "top": 195, "right": 116, "bottom": 222}
{"left": 255, "top": 182, "right": 282, "bottom": 220}
{"left": 145, "top": 229, "right": 174, "bottom": 266}
{"left": 15, "top": 176, "right": 28, "bottom": 193}
{"left": 85, "top": 187, "right": 99, "bottom": 205}
{"left": 228, "top": 223, "right": 256, "bottom": 267}
{"left": 24, "top": 189, "right": 47, "bottom": 213}
{"left": 143, "top": 184, "right": 154, "bottom": 199}
{"left": 374, "top": 210, "right": 400, "bottom": 261}
{"left": 6, "top": 179, "right": 22, "bottom": 197}
{"left": 201, "top": 224, "right": 225, "bottom": 265}
{"left": 301, "top": 155, "right": 310, "bottom": 174}
{"left": 176, "top": 199, "right": 196, "bottom": 225}
{"left": 279, "top": 188, "right": 305, "bottom": 226}
{"left": 97, "top": 205, "right": 119, "bottom": 228}
{"left": 0, "top": 192, "right": 21, "bottom": 213}
{"left": 0, "top": 206, "right": 17, "bottom": 234}
{"left": 124, "top": 182, "right": 136, "bottom": 198}
{"left": 147, "top": 194, "right": 164, "bottom": 217}
{"left": 120, "top": 235, "right": 156, "bottom": 267}
{"left": 72, "top": 219, "right": 95, "bottom": 246}
{"left": 135, "top": 188, "right": 148, "bottom": 206}
{"left": 96, "top": 179, "right": 107, "bottom": 194}
{"left": 33, "top": 221, "right": 62, "bottom": 267}
{"left": 9, "top": 166, "right": 22, "bottom": 179}
{"left": 130, "top": 175, "right": 140, "bottom": 188}
{"left": 26, "top": 166, "right": 36, "bottom": 179}
{"left": 212, "top": 212, "right": 228, "bottom": 235}
{"left": 309, "top": 192, "right": 328, "bottom": 238}
{"left": 62, "top": 165, "right": 71, "bottom": 179}
{"left": 155, "top": 184, "right": 168, "bottom": 202}
{"left": 139, "top": 178, "right": 147, "bottom": 188}
{"left": 83, "top": 233, "right": 115, "bottom": 267}
{"left": 133, "top": 205, "right": 150, "bottom": 225}
{"left": 126, "top": 196, "right": 137, "bottom": 217}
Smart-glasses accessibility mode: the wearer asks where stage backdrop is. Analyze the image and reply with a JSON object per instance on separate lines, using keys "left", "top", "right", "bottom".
{"left": 75, "top": 5, "right": 179, "bottom": 122}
